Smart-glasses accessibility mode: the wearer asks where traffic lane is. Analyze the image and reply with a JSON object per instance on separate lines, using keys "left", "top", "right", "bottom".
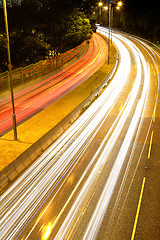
{"left": 8, "top": 31, "right": 144, "bottom": 239}
{"left": 0, "top": 36, "right": 95, "bottom": 127}
{"left": 0, "top": 33, "right": 106, "bottom": 110}
{"left": 1, "top": 29, "right": 153, "bottom": 239}
{"left": 22, "top": 124, "right": 134, "bottom": 240}
{"left": 26, "top": 36, "right": 159, "bottom": 240}
{"left": 1, "top": 36, "right": 124, "bottom": 238}
{"left": 98, "top": 143, "right": 151, "bottom": 240}
{"left": 0, "top": 38, "right": 93, "bottom": 106}
{"left": 0, "top": 34, "right": 108, "bottom": 134}
{"left": 17, "top": 72, "right": 138, "bottom": 239}
{"left": 99, "top": 131, "right": 160, "bottom": 240}
{"left": 23, "top": 55, "right": 142, "bottom": 239}
{"left": 134, "top": 57, "right": 160, "bottom": 240}
{"left": 135, "top": 146, "right": 160, "bottom": 240}
{"left": 50, "top": 106, "right": 150, "bottom": 239}
{"left": 70, "top": 29, "right": 158, "bottom": 239}
{"left": 96, "top": 39, "right": 160, "bottom": 239}
{"left": 131, "top": 41, "right": 160, "bottom": 239}
{"left": 16, "top": 132, "right": 113, "bottom": 239}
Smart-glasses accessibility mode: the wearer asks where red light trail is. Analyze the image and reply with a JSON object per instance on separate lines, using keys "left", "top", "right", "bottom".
{"left": 0, "top": 34, "right": 108, "bottom": 135}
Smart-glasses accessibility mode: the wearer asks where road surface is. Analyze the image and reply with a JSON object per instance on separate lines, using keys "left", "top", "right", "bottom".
{"left": 1, "top": 27, "right": 160, "bottom": 240}
{"left": 0, "top": 33, "right": 108, "bottom": 135}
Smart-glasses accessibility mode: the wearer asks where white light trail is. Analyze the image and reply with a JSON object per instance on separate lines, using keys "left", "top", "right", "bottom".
{"left": 83, "top": 41, "right": 150, "bottom": 240}
{"left": 1, "top": 30, "right": 131, "bottom": 240}
{"left": 53, "top": 27, "right": 151, "bottom": 240}
{"left": 1, "top": 26, "right": 156, "bottom": 240}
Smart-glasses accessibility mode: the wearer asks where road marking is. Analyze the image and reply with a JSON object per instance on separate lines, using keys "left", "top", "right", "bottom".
{"left": 148, "top": 131, "right": 154, "bottom": 158}
{"left": 131, "top": 177, "right": 146, "bottom": 240}
{"left": 153, "top": 109, "right": 156, "bottom": 122}
{"left": 119, "top": 103, "right": 123, "bottom": 112}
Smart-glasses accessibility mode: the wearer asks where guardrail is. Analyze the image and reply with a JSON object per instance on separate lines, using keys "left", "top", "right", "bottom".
{"left": 0, "top": 41, "right": 86, "bottom": 92}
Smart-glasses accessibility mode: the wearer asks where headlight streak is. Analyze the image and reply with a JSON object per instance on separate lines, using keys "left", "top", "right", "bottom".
{"left": 0, "top": 34, "right": 107, "bottom": 134}
{"left": 131, "top": 37, "right": 160, "bottom": 124}
{"left": 82, "top": 47, "right": 150, "bottom": 240}
{"left": 53, "top": 29, "right": 149, "bottom": 239}
{"left": 1, "top": 32, "right": 131, "bottom": 239}
{"left": 1, "top": 27, "right": 157, "bottom": 240}
{"left": 102, "top": 32, "right": 160, "bottom": 239}
{"left": 3, "top": 102, "right": 118, "bottom": 239}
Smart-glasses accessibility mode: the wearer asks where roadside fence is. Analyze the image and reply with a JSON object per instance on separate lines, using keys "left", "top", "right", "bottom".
{"left": 0, "top": 41, "right": 86, "bottom": 92}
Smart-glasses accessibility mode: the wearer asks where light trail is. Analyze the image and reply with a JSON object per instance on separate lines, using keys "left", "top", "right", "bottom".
{"left": 1, "top": 27, "right": 159, "bottom": 240}
{"left": 1, "top": 30, "right": 131, "bottom": 240}
{"left": 53, "top": 28, "right": 151, "bottom": 240}
{"left": 0, "top": 34, "right": 107, "bottom": 135}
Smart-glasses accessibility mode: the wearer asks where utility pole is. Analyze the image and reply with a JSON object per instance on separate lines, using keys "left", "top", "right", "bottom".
{"left": 107, "top": 0, "right": 122, "bottom": 64}
{"left": 108, "top": 2, "right": 111, "bottom": 65}
{"left": 3, "top": 0, "right": 17, "bottom": 140}
{"left": 111, "top": 6, "right": 113, "bottom": 44}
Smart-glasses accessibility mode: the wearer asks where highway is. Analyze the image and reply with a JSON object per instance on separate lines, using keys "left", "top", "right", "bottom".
{"left": 1, "top": 27, "right": 160, "bottom": 240}
{"left": 0, "top": 33, "right": 107, "bottom": 135}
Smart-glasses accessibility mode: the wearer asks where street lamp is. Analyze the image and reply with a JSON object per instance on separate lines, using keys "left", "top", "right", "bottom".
{"left": 98, "top": 2, "right": 103, "bottom": 7}
{"left": 105, "top": 0, "right": 122, "bottom": 64}
{"left": 118, "top": 1, "right": 122, "bottom": 7}
{"left": 3, "top": 0, "right": 17, "bottom": 140}
{"left": 110, "top": 1, "right": 122, "bottom": 43}
{"left": 104, "top": 6, "right": 108, "bottom": 10}
{"left": 98, "top": 2, "right": 103, "bottom": 25}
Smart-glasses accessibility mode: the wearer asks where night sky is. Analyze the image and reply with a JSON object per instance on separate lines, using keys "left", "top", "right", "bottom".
{"left": 124, "top": 0, "right": 158, "bottom": 14}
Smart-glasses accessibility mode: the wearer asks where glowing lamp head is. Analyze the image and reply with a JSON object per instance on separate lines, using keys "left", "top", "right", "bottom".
{"left": 104, "top": 6, "right": 108, "bottom": 10}
{"left": 118, "top": 1, "right": 122, "bottom": 7}
{"left": 98, "top": 2, "right": 103, "bottom": 7}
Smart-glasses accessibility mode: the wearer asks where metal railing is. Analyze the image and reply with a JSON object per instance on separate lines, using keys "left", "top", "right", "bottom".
{"left": 0, "top": 41, "right": 86, "bottom": 92}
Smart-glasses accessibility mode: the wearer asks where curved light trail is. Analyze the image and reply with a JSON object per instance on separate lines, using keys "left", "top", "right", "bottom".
{"left": 1, "top": 27, "right": 159, "bottom": 240}
{"left": 0, "top": 33, "right": 107, "bottom": 135}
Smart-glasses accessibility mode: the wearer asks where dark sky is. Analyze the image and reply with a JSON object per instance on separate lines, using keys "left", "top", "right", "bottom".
{"left": 124, "top": 0, "right": 158, "bottom": 14}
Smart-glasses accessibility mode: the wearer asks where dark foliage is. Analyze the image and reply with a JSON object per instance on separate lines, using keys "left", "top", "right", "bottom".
{"left": 0, "top": 0, "right": 96, "bottom": 71}
{"left": 100, "top": 0, "right": 160, "bottom": 43}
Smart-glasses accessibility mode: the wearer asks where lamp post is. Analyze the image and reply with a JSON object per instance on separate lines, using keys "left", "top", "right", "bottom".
{"left": 3, "top": 0, "right": 17, "bottom": 140}
{"left": 108, "top": 2, "right": 111, "bottom": 64}
{"left": 98, "top": 2, "right": 103, "bottom": 25}
{"left": 118, "top": 1, "right": 122, "bottom": 7}
{"left": 106, "top": 1, "right": 122, "bottom": 64}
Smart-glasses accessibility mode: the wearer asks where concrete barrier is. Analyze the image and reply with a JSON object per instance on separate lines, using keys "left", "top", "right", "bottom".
{"left": 0, "top": 168, "right": 9, "bottom": 192}
{"left": 0, "top": 52, "right": 119, "bottom": 193}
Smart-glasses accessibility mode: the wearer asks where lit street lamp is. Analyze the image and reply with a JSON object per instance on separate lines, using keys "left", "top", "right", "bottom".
{"left": 118, "top": 1, "right": 122, "bottom": 7}
{"left": 104, "top": 6, "right": 108, "bottom": 10}
{"left": 98, "top": 2, "right": 103, "bottom": 24}
{"left": 98, "top": 2, "right": 103, "bottom": 7}
{"left": 104, "top": 1, "right": 122, "bottom": 65}
{"left": 3, "top": 0, "right": 17, "bottom": 140}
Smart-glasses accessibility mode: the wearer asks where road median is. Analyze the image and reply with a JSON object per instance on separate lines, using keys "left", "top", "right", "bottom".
{"left": 0, "top": 34, "right": 118, "bottom": 192}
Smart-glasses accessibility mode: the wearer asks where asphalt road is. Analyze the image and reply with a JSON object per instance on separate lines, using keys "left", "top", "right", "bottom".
{"left": 1, "top": 27, "right": 160, "bottom": 240}
{"left": 0, "top": 33, "right": 107, "bottom": 135}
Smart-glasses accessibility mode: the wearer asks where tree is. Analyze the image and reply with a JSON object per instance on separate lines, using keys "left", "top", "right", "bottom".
{"left": 0, "top": 33, "right": 7, "bottom": 72}
{"left": 0, "top": 0, "right": 95, "bottom": 71}
{"left": 10, "top": 30, "right": 48, "bottom": 66}
{"left": 61, "top": 10, "right": 93, "bottom": 52}
{"left": 45, "top": 9, "right": 93, "bottom": 55}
